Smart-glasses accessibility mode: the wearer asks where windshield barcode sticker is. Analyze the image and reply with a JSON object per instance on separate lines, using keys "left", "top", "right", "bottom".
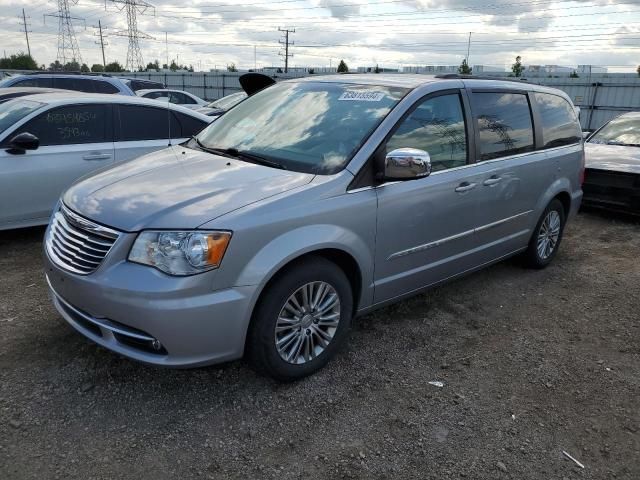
{"left": 338, "top": 91, "right": 385, "bottom": 102}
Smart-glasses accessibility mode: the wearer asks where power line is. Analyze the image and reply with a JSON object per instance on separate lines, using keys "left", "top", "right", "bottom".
{"left": 278, "top": 27, "right": 295, "bottom": 73}
{"left": 45, "top": 0, "right": 84, "bottom": 67}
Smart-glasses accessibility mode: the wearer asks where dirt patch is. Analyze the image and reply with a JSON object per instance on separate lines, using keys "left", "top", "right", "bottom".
{"left": 1, "top": 211, "right": 639, "bottom": 479}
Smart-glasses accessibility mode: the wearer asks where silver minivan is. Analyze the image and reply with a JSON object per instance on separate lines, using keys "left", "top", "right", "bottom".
{"left": 44, "top": 75, "right": 584, "bottom": 380}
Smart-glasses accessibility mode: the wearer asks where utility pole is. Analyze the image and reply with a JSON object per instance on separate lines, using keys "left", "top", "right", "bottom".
{"left": 254, "top": 45, "right": 256, "bottom": 70}
{"left": 278, "top": 27, "right": 295, "bottom": 73}
{"left": 20, "top": 8, "right": 32, "bottom": 58}
{"left": 165, "top": 31, "right": 168, "bottom": 68}
{"left": 466, "top": 32, "right": 472, "bottom": 64}
{"left": 93, "top": 20, "right": 108, "bottom": 68}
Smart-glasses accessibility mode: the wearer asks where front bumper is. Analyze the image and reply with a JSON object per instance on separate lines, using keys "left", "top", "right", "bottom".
{"left": 44, "top": 247, "right": 258, "bottom": 368}
{"left": 582, "top": 168, "right": 640, "bottom": 214}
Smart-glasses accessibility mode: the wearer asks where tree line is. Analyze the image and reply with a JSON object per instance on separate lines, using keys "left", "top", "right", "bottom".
{"left": 0, "top": 52, "right": 636, "bottom": 77}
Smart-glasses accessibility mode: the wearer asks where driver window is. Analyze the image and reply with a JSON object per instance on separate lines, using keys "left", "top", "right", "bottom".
{"left": 386, "top": 94, "right": 467, "bottom": 172}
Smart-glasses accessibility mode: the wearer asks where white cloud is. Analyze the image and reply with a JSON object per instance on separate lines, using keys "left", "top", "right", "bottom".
{"left": 0, "top": 0, "right": 637, "bottom": 71}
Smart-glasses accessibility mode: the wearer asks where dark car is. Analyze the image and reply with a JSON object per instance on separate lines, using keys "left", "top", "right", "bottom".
{"left": 583, "top": 112, "right": 640, "bottom": 214}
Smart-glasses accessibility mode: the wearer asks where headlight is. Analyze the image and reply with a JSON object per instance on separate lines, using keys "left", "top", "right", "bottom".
{"left": 128, "top": 230, "right": 231, "bottom": 276}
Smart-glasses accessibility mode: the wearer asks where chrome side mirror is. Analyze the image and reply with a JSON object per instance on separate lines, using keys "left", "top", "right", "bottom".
{"left": 384, "top": 148, "right": 431, "bottom": 181}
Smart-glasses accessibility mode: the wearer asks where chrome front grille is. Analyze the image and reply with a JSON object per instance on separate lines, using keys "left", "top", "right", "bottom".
{"left": 46, "top": 205, "right": 120, "bottom": 275}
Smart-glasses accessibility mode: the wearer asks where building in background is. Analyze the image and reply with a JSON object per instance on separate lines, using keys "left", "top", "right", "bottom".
{"left": 356, "top": 66, "right": 399, "bottom": 73}
{"left": 401, "top": 65, "right": 488, "bottom": 74}
{"left": 577, "top": 65, "right": 608, "bottom": 74}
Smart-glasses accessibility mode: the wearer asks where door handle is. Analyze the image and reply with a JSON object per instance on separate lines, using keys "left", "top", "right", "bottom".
{"left": 483, "top": 176, "right": 502, "bottom": 186}
{"left": 455, "top": 182, "right": 477, "bottom": 193}
{"left": 82, "top": 153, "right": 112, "bottom": 161}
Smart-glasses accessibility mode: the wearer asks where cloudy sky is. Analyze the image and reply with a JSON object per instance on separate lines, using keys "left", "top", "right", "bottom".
{"left": 0, "top": 0, "right": 638, "bottom": 72}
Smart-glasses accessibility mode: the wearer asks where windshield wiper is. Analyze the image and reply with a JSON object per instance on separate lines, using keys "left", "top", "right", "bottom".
{"left": 190, "top": 137, "right": 236, "bottom": 158}
{"left": 190, "top": 139, "right": 287, "bottom": 170}
{"left": 223, "top": 147, "right": 287, "bottom": 170}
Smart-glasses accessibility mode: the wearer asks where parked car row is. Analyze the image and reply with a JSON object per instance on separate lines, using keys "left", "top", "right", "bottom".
{"left": 0, "top": 71, "right": 258, "bottom": 118}
{"left": 0, "top": 72, "right": 164, "bottom": 95}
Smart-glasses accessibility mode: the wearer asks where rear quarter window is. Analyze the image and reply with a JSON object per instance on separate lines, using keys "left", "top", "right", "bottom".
{"left": 533, "top": 92, "right": 581, "bottom": 148}
{"left": 174, "top": 112, "right": 208, "bottom": 137}
{"left": 94, "top": 81, "right": 120, "bottom": 94}
{"left": 472, "top": 92, "right": 535, "bottom": 161}
{"left": 116, "top": 104, "right": 181, "bottom": 140}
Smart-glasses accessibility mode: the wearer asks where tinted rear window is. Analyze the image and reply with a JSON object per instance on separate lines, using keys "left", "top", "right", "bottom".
{"left": 129, "top": 80, "right": 165, "bottom": 92}
{"left": 472, "top": 92, "right": 534, "bottom": 161}
{"left": 53, "top": 77, "right": 94, "bottom": 93}
{"left": 534, "top": 92, "right": 581, "bottom": 148}
{"left": 117, "top": 104, "right": 181, "bottom": 140}
{"left": 12, "top": 77, "right": 54, "bottom": 88}
{"left": 94, "top": 81, "right": 120, "bottom": 94}
{"left": 174, "top": 112, "right": 207, "bottom": 137}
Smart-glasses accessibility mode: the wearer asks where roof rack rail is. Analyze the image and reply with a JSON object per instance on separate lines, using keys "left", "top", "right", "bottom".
{"left": 24, "top": 71, "right": 113, "bottom": 78}
{"left": 434, "top": 74, "right": 535, "bottom": 84}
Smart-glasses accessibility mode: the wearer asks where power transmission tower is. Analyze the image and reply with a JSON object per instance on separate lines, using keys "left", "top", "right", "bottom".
{"left": 93, "top": 20, "right": 108, "bottom": 68}
{"left": 19, "top": 8, "right": 32, "bottom": 58}
{"left": 111, "top": 0, "right": 155, "bottom": 72}
{"left": 45, "top": 0, "right": 84, "bottom": 68}
{"left": 278, "top": 27, "right": 295, "bottom": 73}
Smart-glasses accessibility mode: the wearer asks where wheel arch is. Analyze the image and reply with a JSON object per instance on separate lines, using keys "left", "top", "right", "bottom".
{"left": 534, "top": 178, "right": 573, "bottom": 220}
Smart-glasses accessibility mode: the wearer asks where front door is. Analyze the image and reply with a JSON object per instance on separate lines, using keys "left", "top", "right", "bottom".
{"left": 0, "top": 103, "right": 113, "bottom": 227}
{"left": 374, "top": 91, "right": 485, "bottom": 303}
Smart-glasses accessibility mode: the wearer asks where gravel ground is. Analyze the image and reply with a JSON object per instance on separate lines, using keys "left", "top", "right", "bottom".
{"left": 0, "top": 211, "right": 639, "bottom": 480}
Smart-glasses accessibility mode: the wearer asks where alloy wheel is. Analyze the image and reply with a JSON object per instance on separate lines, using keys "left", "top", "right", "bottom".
{"left": 275, "top": 281, "right": 341, "bottom": 364}
{"left": 537, "top": 210, "right": 561, "bottom": 260}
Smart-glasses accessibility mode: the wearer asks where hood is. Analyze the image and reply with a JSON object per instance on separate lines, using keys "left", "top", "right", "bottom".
{"left": 585, "top": 142, "right": 640, "bottom": 174}
{"left": 63, "top": 146, "right": 314, "bottom": 232}
{"left": 239, "top": 72, "right": 276, "bottom": 96}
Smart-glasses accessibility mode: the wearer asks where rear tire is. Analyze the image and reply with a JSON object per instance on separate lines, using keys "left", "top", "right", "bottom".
{"left": 246, "top": 257, "right": 353, "bottom": 381}
{"left": 523, "top": 199, "right": 566, "bottom": 269}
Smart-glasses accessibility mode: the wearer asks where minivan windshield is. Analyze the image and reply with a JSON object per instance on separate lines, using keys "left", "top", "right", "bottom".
{"left": 0, "top": 98, "right": 45, "bottom": 135}
{"left": 589, "top": 114, "right": 640, "bottom": 146}
{"left": 196, "top": 82, "right": 407, "bottom": 174}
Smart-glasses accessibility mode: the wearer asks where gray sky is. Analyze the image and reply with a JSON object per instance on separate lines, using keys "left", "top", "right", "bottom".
{"left": 1, "top": 0, "right": 638, "bottom": 71}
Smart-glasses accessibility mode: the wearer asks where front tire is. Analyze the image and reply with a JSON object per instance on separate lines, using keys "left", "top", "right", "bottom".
{"left": 246, "top": 257, "right": 353, "bottom": 381}
{"left": 524, "top": 199, "right": 566, "bottom": 269}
